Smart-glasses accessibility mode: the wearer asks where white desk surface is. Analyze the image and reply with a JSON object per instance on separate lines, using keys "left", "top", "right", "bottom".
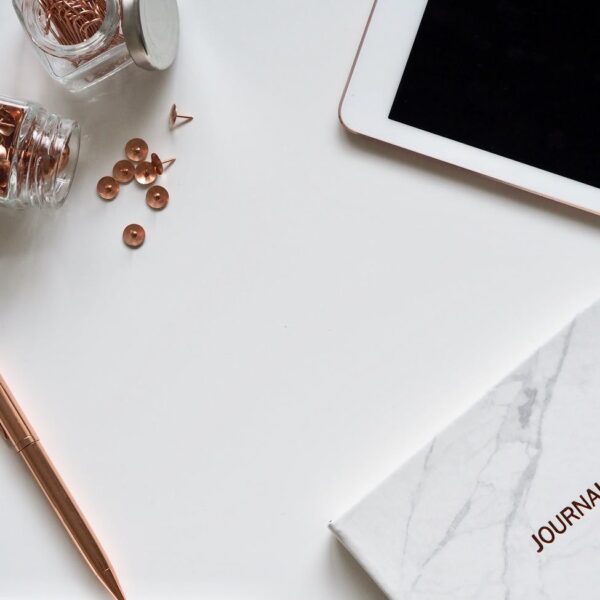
{"left": 1, "top": 2, "right": 600, "bottom": 599}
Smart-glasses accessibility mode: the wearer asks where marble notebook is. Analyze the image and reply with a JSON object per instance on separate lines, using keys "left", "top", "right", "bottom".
{"left": 331, "top": 300, "right": 600, "bottom": 599}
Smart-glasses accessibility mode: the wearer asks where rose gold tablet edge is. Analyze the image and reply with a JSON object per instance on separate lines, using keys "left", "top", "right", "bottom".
{"left": 338, "top": 0, "right": 379, "bottom": 133}
{"left": 338, "top": 1, "right": 600, "bottom": 218}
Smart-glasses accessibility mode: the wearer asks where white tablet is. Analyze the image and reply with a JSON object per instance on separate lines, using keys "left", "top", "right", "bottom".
{"left": 341, "top": 0, "right": 600, "bottom": 215}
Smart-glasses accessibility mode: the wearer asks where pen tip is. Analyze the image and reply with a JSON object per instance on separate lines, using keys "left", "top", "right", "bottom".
{"left": 103, "top": 568, "right": 126, "bottom": 600}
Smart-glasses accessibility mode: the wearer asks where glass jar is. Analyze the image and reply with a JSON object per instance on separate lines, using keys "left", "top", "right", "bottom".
{"left": 13, "top": 0, "right": 180, "bottom": 93}
{"left": 0, "top": 95, "right": 80, "bottom": 209}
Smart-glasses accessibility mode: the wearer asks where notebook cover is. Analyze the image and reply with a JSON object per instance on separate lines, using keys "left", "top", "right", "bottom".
{"left": 331, "top": 300, "right": 600, "bottom": 599}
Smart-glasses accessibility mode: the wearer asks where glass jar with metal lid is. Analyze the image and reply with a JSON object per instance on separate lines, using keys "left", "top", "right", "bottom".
{"left": 12, "top": 0, "right": 180, "bottom": 93}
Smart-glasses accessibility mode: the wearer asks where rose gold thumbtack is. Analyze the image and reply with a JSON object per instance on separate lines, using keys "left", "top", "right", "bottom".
{"left": 113, "top": 159, "right": 135, "bottom": 184}
{"left": 97, "top": 176, "right": 120, "bottom": 201}
{"left": 146, "top": 185, "right": 169, "bottom": 210}
{"left": 125, "top": 138, "right": 149, "bottom": 162}
{"left": 0, "top": 159, "right": 10, "bottom": 192}
{"left": 134, "top": 162, "right": 157, "bottom": 185}
{"left": 0, "top": 110, "right": 15, "bottom": 137}
{"left": 169, "top": 104, "right": 194, "bottom": 129}
{"left": 58, "top": 144, "right": 71, "bottom": 173}
{"left": 150, "top": 153, "right": 176, "bottom": 175}
{"left": 0, "top": 120, "right": 15, "bottom": 137}
{"left": 40, "top": 155, "right": 58, "bottom": 178}
{"left": 123, "top": 224, "right": 146, "bottom": 249}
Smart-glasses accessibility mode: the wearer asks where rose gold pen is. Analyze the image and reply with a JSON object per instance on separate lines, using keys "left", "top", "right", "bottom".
{"left": 0, "top": 375, "right": 126, "bottom": 600}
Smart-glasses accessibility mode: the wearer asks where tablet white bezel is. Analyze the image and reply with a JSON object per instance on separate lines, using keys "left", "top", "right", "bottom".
{"left": 340, "top": 0, "right": 600, "bottom": 216}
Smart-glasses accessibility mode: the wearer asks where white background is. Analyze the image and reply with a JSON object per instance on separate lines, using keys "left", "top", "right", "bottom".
{"left": 1, "top": 2, "right": 600, "bottom": 599}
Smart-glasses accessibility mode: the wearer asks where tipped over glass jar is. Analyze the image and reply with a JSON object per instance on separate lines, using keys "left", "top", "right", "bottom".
{"left": 13, "top": 0, "right": 180, "bottom": 93}
{"left": 0, "top": 95, "right": 80, "bottom": 209}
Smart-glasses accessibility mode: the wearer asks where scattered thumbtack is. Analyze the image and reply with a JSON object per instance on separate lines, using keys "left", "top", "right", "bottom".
{"left": 150, "top": 153, "right": 175, "bottom": 175}
{"left": 97, "top": 132, "right": 182, "bottom": 248}
{"left": 125, "top": 138, "right": 149, "bottom": 162}
{"left": 123, "top": 224, "right": 145, "bottom": 249}
{"left": 97, "top": 176, "right": 120, "bottom": 201}
{"left": 134, "top": 162, "right": 157, "bottom": 185}
{"left": 146, "top": 185, "right": 169, "bottom": 210}
{"left": 113, "top": 160, "right": 135, "bottom": 184}
{"left": 169, "top": 104, "right": 193, "bottom": 129}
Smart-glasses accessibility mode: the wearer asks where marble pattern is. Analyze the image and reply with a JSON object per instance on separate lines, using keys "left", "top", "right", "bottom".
{"left": 331, "top": 301, "right": 600, "bottom": 599}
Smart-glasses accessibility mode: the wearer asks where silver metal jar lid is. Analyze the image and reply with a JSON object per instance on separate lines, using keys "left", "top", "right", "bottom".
{"left": 122, "top": 0, "right": 180, "bottom": 71}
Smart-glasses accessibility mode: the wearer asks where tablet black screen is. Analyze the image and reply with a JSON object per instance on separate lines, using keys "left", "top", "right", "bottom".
{"left": 389, "top": 1, "right": 600, "bottom": 189}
